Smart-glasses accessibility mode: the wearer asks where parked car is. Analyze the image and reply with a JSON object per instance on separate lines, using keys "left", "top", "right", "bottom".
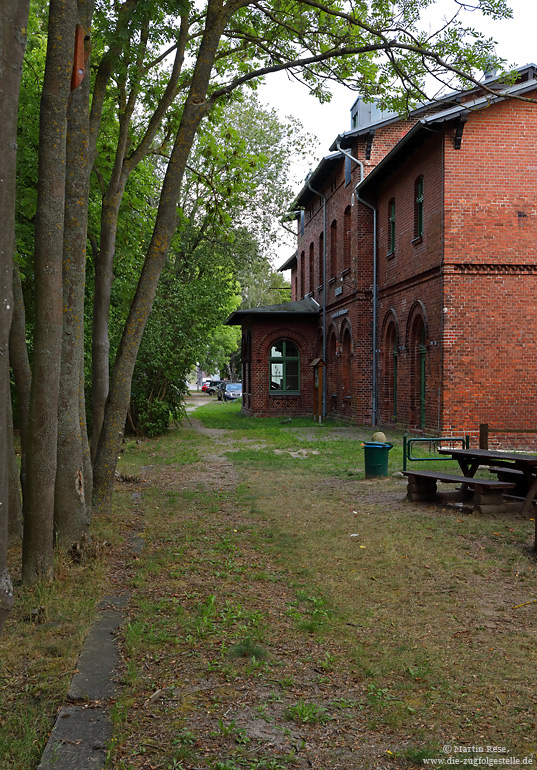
{"left": 205, "top": 379, "right": 224, "bottom": 394}
{"left": 217, "top": 382, "right": 242, "bottom": 401}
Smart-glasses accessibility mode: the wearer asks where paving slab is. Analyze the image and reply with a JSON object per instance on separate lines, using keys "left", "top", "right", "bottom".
{"left": 37, "top": 705, "right": 111, "bottom": 770}
{"left": 37, "top": 593, "right": 130, "bottom": 770}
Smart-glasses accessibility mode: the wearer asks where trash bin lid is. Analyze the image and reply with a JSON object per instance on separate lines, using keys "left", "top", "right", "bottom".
{"left": 363, "top": 442, "right": 393, "bottom": 449}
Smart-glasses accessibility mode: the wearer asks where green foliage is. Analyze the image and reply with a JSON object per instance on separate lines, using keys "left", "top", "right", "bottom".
{"left": 123, "top": 94, "right": 299, "bottom": 434}
{"left": 284, "top": 700, "right": 331, "bottom": 725}
{"left": 227, "top": 637, "right": 268, "bottom": 660}
{"left": 129, "top": 254, "right": 240, "bottom": 434}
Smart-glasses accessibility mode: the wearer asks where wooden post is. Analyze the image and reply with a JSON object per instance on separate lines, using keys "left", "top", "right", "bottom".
{"left": 479, "top": 423, "right": 489, "bottom": 450}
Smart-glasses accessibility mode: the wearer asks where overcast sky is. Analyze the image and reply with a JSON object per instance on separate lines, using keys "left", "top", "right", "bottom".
{"left": 259, "top": 0, "right": 537, "bottom": 196}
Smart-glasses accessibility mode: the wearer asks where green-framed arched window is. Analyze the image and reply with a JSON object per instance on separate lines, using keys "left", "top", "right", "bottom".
{"left": 269, "top": 340, "right": 300, "bottom": 393}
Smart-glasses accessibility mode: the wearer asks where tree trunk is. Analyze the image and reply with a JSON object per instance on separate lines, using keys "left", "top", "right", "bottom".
{"left": 90, "top": 181, "right": 126, "bottom": 462}
{"left": 90, "top": 18, "right": 189, "bottom": 461}
{"left": 7, "top": 399, "right": 22, "bottom": 543}
{"left": 0, "top": 0, "right": 30, "bottom": 634}
{"left": 55, "top": 0, "right": 95, "bottom": 549}
{"left": 22, "top": 0, "right": 77, "bottom": 585}
{"left": 9, "top": 266, "right": 31, "bottom": 498}
{"left": 93, "top": 2, "right": 228, "bottom": 514}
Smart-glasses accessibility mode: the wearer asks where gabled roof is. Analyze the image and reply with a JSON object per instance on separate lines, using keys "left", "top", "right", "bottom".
{"left": 225, "top": 297, "right": 320, "bottom": 326}
{"left": 357, "top": 70, "right": 537, "bottom": 197}
{"left": 290, "top": 64, "right": 537, "bottom": 210}
{"left": 333, "top": 63, "right": 537, "bottom": 152}
{"left": 278, "top": 251, "right": 297, "bottom": 272}
{"left": 293, "top": 152, "right": 343, "bottom": 210}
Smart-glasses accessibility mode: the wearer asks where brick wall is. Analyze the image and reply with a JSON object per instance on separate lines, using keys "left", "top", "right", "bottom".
{"left": 240, "top": 317, "right": 318, "bottom": 417}
{"left": 440, "top": 96, "right": 537, "bottom": 441}
{"left": 258, "top": 88, "right": 537, "bottom": 436}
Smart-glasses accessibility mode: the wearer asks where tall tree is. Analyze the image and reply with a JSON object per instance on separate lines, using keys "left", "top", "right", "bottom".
{"left": 0, "top": 0, "right": 31, "bottom": 633}
{"left": 89, "top": 1, "right": 191, "bottom": 461}
{"left": 54, "top": 0, "right": 96, "bottom": 548}
{"left": 22, "top": 0, "right": 78, "bottom": 585}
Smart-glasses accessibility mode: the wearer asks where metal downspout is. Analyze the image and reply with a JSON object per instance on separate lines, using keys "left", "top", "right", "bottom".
{"left": 336, "top": 138, "right": 378, "bottom": 426}
{"left": 307, "top": 180, "right": 327, "bottom": 420}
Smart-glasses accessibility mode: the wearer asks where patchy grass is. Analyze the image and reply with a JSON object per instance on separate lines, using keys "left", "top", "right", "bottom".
{"left": 0, "top": 470, "right": 146, "bottom": 770}
{"left": 106, "top": 403, "right": 537, "bottom": 768}
{"left": 1, "top": 543, "right": 113, "bottom": 769}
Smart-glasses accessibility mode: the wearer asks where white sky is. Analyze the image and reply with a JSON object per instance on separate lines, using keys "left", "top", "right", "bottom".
{"left": 257, "top": 0, "right": 537, "bottom": 262}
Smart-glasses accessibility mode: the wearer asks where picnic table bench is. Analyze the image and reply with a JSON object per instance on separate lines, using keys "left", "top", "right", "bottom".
{"left": 402, "top": 469, "right": 516, "bottom": 512}
{"left": 487, "top": 466, "right": 528, "bottom": 495}
{"left": 437, "top": 447, "right": 537, "bottom": 518}
{"left": 403, "top": 446, "right": 537, "bottom": 549}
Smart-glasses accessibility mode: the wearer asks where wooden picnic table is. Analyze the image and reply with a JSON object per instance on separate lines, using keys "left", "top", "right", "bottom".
{"left": 437, "top": 446, "right": 537, "bottom": 520}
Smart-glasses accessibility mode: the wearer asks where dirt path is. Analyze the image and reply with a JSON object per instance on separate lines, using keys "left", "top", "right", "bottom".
{"left": 110, "top": 401, "right": 407, "bottom": 769}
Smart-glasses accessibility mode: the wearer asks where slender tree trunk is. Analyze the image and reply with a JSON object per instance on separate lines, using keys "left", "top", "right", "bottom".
{"left": 90, "top": 181, "right": 126, "bottom": 462}
{"left": 55, "top": 0, "right": 95, "bottom": 549}
{"left": 90, "top": 17, "right": 189, "bottom": 461}
{"left": 7, "top": 400, "right": 22, "bottom": 543}
{"left": 93, "top": 3, "right": 228, "bottom": 514}
{"left": 0, "top": 0, "right": 30, "bottom": 634}
{"left": 22, "top": 0, "right": 77, "bottom": 585}
{"left": 9, "top": 266, "right": 31, "bottom": 498}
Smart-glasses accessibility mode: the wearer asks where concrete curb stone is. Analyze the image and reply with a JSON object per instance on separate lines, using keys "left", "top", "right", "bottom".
{"left": 36, "top": 594, "right": 129, "bottom": 770}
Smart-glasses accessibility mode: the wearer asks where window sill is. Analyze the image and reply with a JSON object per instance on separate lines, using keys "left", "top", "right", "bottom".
{"left": 269, "top": 391, "right": 300, "bottom": 397}
{"left": 411, "top": 235, "right": 423, "bottom": 245}
{"left": 328, "top": 277, "right": 336, "bottom": 285}
{"left": 341, "top": 268, "right": 351, "bottom": 277}
{"left": 386, "top": 250, "right": 395, "bottom": 259}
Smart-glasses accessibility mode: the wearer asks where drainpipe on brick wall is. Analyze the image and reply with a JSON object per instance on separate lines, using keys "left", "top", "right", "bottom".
{"left": 336, "top": 138, "right": 378, "bottom": 426}
{"left": 306, "top": 178, "right": 327, "bottom": 420}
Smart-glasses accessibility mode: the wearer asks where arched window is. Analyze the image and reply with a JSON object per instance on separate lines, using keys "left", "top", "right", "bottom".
{"left": 388, "top": 198, "right": 396, "bottom": 255}
{"left": 309, "top": 242, "right": 314, "bottom": 295}
{"left": 410, "top": 314, "right": 426, "bottom": 428}
{"left": 341, "top": 327, "right": 352, "bottom": 396}
{"left": 383, "top": 321, "right": 398, "bottom": 420}
{"left": 269, "top": 340, "right": 300, "bottom": 393}
{"left": 318, "top": 232, "right": 324, "bottom": 287}
{"left": 330, "top": 219, "right": 338, "bottom": 278}
{"left": 414, "top": 176, "right": 424, "bottom": 239}
{"left": 299, "top": 250, "right": 305, "bottom": 298}
{"left": 343, "top": 206, "right": 352, "bottom": 270}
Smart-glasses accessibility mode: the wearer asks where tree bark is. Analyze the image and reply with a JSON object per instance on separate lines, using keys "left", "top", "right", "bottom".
{"left": 54, "top": 0, "right": 95, "bottom": 549}
{"left": 0, "top": 0, "right": 30, "bottom": 634}
{"left": 7, "top": 399, "right": 22, "bottom": 543}
{"left": 93, "top": 1, "right": 228, "bottom": 514}
{"left": 90, "top": 173, "right": 127, "bottom": 462}
{"left": 22, "top": 0, "right": 77, "bottom": 585}
{"left": 9, "top": 266, "right": 31, "bottom": 498}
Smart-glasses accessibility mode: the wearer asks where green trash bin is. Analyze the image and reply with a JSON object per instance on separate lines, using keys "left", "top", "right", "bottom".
{"left": 363, "top": 442, "right": 393, "bottom": 478}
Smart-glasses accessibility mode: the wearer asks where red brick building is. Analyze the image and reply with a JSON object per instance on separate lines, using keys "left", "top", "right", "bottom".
{"left": 227, "top": 65, "right": 537, "bottom": 439}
